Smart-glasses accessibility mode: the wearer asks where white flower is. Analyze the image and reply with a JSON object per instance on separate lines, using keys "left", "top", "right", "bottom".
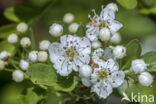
{"left": 39, "top": 40, "right": 50, "bottom": 50}
{"left": 81, "top": 78, "right": 92, "bottom": 87}
{"left": 86, "top": 7, "right": 122, "bottom": 42}
{"left": 110, "top": 32, "right": 121, "bottom": 44}
{"left": 79, "top": 64, "right": 92, "bottom": 78}
{"left": 63, "top": 13, "right": 75, "bottom": 24}
{"left": 139, "top": 72, "right": 153, "bottom": 86}
{"left": 92, "top": 41, "right": 102, "bottom": 49}
{"left": 12, "top": 70, "right": 24, "bottom": 82}
{"left": 29, "top": 51, "right": 38, "bottom": 62}
{"left": 17, "top": 22, "right": 28, "bottom": 33}
{"left": 37, "top": 51, "right": 48, "bottom": 62}
{"left": 0, "top": 60, "right": 5, "bottom": 70}
{"left": 49, "top": 23, "right": 63, "bottom": 37}
{"left": 0, "top": 51, "right": 10, "bottom": 61}
{"left": 131, "top": 59, "right": 147, "bottom": 74}
{"left": 92, "top": 48, "right": 114, "bottom": 64}
{"left": 48, "top": 35, "right": 91, "bottom": 76}
{"left": 106, "top": 3, "right": 118, "bottom": 13}
{"left": 20, "top": 59, "right": 29, "bottom": 70}
{"left": 91, "top": 58, "right": 125, "bottom": 99}
{"left": 8, "top": 33, "right": 18, "bottom": 43}
{"left": 68, "top": 23, "right": 79, "bottom": 33}
{"left": 113, "top": 45, "right": 126, "bottom": 59}
{"left": 99, "top": 27, "right": 110, "bottom": 41}
{"left": 20, "top": 37, "right": 31, "bottom": 48}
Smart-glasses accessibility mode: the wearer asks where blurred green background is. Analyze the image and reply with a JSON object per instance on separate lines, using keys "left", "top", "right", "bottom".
{"left": 0, "top": 0, "right": 156, "bottom": 104}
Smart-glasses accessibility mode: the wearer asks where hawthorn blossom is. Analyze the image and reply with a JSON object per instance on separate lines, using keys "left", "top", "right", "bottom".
{"left": 86, "top": 5, "right": 122, "bottom": 42}
{"left": 91, "top": 58, "right": 125, "bottom": 99}
{"left": 48, "top": 35, "right": 91, "bottom": 76}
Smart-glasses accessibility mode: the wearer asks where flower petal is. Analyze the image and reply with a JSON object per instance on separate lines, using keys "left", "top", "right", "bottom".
{"left": 100, "top": 8, "right": 115, "bottom": 21}
{"left": 91, "top": 81, "right": 112, "bottom": 99}
{"left": 108, "top": 20, "right": 123, "bottom": 33}
{"left": 54, "top": 58, "right": 73, "bottom": 76}
{"left": 86, "top": 26, "right": 99, "bottom": 41}
{"left": 48, "top": 42, "right": 65, "bottom": 63}
{"left": 110, "top": 71, "right": 125, "bottom": 88}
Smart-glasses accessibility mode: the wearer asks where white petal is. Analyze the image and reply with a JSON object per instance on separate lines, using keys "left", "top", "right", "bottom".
{"left": 103, "top": 47, "right": 114, "bottom": 59}
{"left": 78, "top": 37, "right": 91, "bottom": 55}
{"left": 100, "top": 8, "right": 115, "bottom": 21}
{"left": 54, "top": 58, "right": 73, "bottom": 76}
{"left": 110, "top": 71, "right": 125, "bottom": 88}
{"left": 48, "top": 42, "right": 65, "bottom": 63}
{"left": 81, "top": 78, "right": 92, "bottom": 87}
{"left": 92, "top": 48, "right": 105, "bottom": 64}
{"left": 91, "top": 81, "right": 112, "bottom": 99}
{"left": 86, "top": 26, "right": 99, "bottom": 41}
{"left": 73, "top": 54, "right": 90, "bottom": 71}
{"left": 108, "top": 20, "right": 123, "bottom": 33}
{"left": 105, "top": 59, "right": 119, "bottom": 73}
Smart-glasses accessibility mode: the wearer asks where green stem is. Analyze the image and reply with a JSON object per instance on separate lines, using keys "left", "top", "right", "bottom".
{"left": 4, "top": 68, "right": 13, "bottom": 72}
{"left": 30, "top": 28, "right": 36, "bottom": 50}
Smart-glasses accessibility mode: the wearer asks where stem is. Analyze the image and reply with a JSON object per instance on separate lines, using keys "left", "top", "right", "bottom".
{"left": 27, "top": 1, "right": 57, "bottom": 50}
{"left": 4, "top": 68, "right": 13, "bottom": 72}
{"left": 30, "top": 28, "right": 36, "bottom": 50}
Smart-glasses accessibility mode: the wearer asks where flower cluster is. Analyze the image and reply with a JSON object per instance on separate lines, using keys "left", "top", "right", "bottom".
{"left": 48, "top": 3, "right": 126, "bottom": 99}
{"left": 0, "top": 2, "right": 154, "bottom": 101}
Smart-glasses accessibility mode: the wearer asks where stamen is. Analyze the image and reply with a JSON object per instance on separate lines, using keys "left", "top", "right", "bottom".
{"left": 91, "top": 9, "right": 97, "bottom": 15}
{"left": 88, "top": 14, "right": 94, "bottom": 22}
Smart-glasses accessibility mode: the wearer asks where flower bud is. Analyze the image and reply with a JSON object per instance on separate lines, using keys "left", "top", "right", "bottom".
{"left": 29, "top": 51, "right": 38, "bottom": 62}
{"left": 17, "top": 22, "right": 28, "bottom": 33}
{"left": 37, "top": 51, "right": 48, "bottom": 62}
{"left": 113, "top": 45, "right": 126, "bottom": 59}
{"left": 0, "top": 60, "right": 5, "bottom": 70}
{"left": 0, "top": 51, "right": 10, "bottom": 61}
{"left": 79, "top": 64, "right": 92, "bottom": 78}
{"left": 49, "top": 23, "right": 63, "bottom": 37}
{"left": 19, "top": 59, "right": 29, "bottom": 70}
{"left": 132, "top": 59, "right": 147, "bottom": 74}
{"left": 20, "top": 37, "right": 31, "bottom": 48}
{"left": 39, "top": 40, "right": 50, "bottom": 50}
{"left": 139, "top": 72, "right": 153, "bottom": 86}
{"left": 110, "top": 32, "right": 121, "bottom": 44}
{"left": 106, "top": 3, "right": 118, "bottom": 13}
{"left": 92, "top": 41, "right": 102, "bottom": 49}
{"left": 8, "top": 33, "right": 18, "bottom": 44}
{"left": 68, "top": 23, "right": 79, "bottom": 33}
{"left": 99, "top": 28, "right": 110, "bottom": 41}
{"left": 63, "top": 13, "right": 75, "bottom": 24}
{"left": 81, "top": 78, "right": 92, "bottom": 87}
{"left": 12, "top": 70, "right": 24, "bottom": 82}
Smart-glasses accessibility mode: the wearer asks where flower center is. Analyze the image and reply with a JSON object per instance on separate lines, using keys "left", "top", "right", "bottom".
{"left": 66, "top": 48, "right": 76, "bottom": 61}
{"left": 98, "top": 21, "right": 106, "bottom": 29}
{"left": 98, "top": 70, "right": 108, "bottom": 80}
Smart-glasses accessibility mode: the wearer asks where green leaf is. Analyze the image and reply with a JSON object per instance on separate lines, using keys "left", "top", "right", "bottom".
{"left": 46, "top": 92, "right": 62, "bottom": 104}
{"left": 17, "top": 88, "right": 43, "bottom": 104}
{"left": 142, "top": 51, "right": 156, "bottom": 71}
{"left": 121, "top": 39, "right": 141, "bottom": 70}
{"left": 27, "top": 64, "right": 57, "bottom": 86}
{"left": 4, "top": 4, "right": 42, "bottom": 22}
{"left": 0, "top": 41, "right": 15, "bottom": 55}
{"left": 126, "top": 39, "right": 142, "bottom": 57}
{"left": 53, "top": 74, "right": 76, "bottom": 92}
{"left": 77, "top": 24, "right": 85, "bottom": 37}
{"left": 118, "top": 80, "right": 156, "bottom": 104}
{"left": 4, "top": 7, "right": 20, "bottom": 22}
{"left": 116, "top": 0, "right": 137, "bottom": 9}
{"left": 0, "top": 24, "right": 18, "bottom": 39}
{"left": 140, "top": 7, "right": 156, "bottom": 15}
